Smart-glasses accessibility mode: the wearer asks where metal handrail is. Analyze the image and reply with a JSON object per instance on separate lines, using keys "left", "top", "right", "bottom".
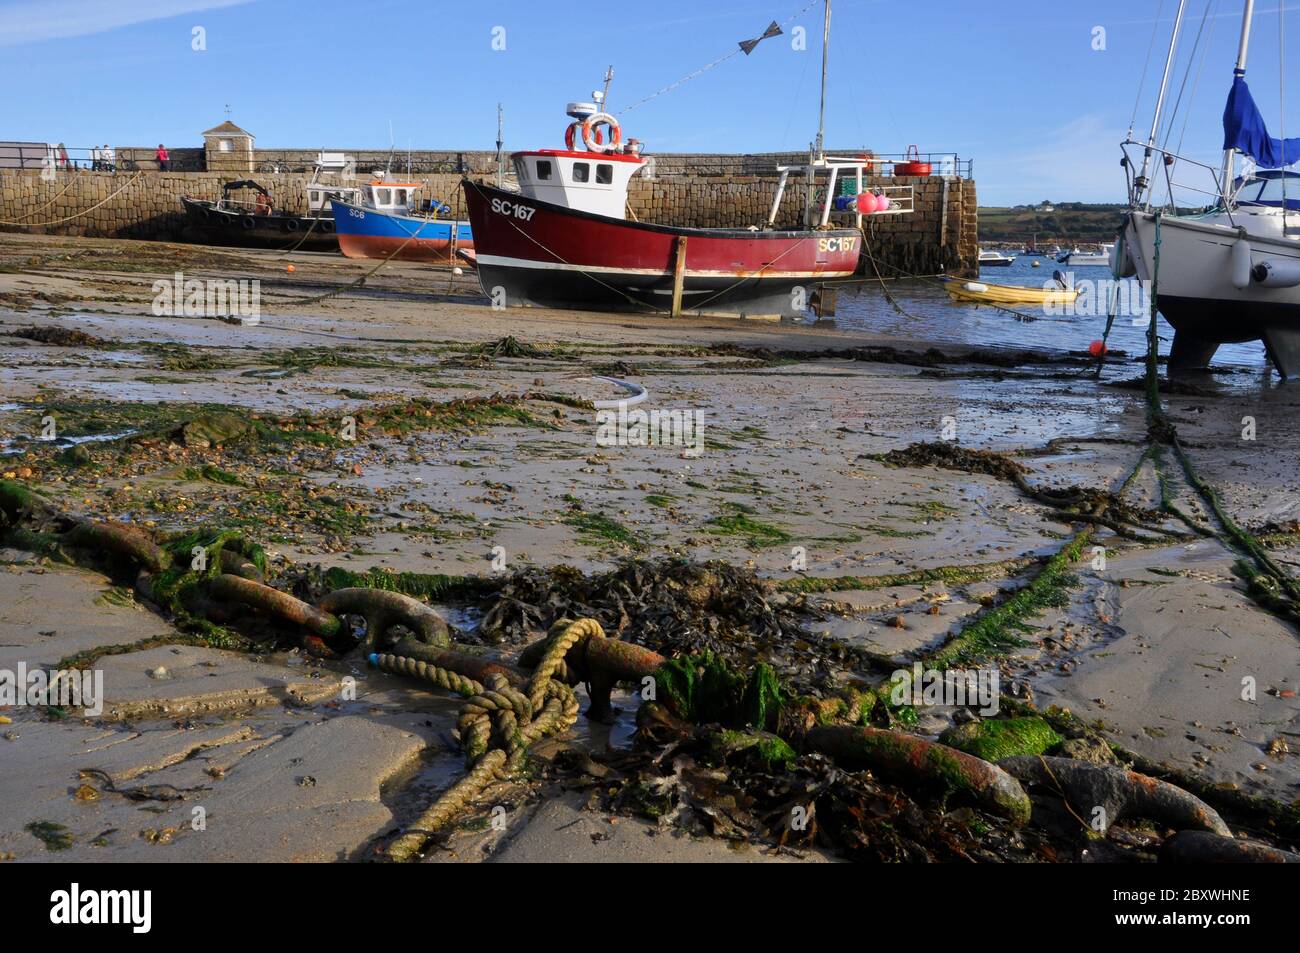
{"left": 1121, "top": 139, "right": 1230, "bottom": 214}
{"left": 869, "top": 152, "right": 974, "bottom": 178}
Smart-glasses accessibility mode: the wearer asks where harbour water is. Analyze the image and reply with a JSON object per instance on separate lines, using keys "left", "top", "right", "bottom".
{"left": 829, "top": 256, "right": 1271, "bottom": 371}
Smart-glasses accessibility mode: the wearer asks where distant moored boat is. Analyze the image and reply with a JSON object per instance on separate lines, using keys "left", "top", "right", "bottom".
{"left": 331, "top": 176, "right": 473, "bottom": 263}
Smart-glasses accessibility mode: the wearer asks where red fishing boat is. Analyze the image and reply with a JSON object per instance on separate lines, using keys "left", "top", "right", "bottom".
{"left": 463, "top": 5, "right": 911, "bottom": 319}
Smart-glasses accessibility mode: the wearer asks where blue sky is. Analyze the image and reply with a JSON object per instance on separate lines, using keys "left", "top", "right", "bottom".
{"left": 1, "top": 0, "right": 1295, "bottom": 204}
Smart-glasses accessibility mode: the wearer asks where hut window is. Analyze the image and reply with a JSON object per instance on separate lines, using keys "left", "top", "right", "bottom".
{"left": 595, "top": 163, "right": 613, "bottom": 184}
{"left": 218, "top": 139, "right": 232, "bottom": 152}
{"left": 572, "top": 162, "right": 590, "bottom": 183}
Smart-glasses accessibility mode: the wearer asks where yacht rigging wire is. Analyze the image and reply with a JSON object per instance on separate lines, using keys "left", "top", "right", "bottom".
{"left": 1129, "top": 0, "right": 1168, "bottom": 138}
{"left": 1281, "top": 0, "right": 1290, "bottom": 227}
{"left": 1160, "top": 0, "right": 1215, "bottom": 151}
{"left": 1158, "top": 0, "right": 1218, "bottom": 207}
{"left": 1172, "top": 0, "right": 1219, "bottom": 161}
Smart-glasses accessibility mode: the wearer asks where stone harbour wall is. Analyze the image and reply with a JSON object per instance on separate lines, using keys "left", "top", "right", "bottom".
{"left": 0, "top": 157, "right": 978, "bottom": 276}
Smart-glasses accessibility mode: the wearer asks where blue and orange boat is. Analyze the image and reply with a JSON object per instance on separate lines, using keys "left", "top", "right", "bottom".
{"left": 330, "top": 176, "right": 473, "bottom": 263}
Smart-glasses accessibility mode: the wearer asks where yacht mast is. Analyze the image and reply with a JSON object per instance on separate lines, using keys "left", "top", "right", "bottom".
{"left": 1220, "top": 0, "right": 1257, "bottom": 203}
{"left": 815, "top": 0, "right": 831, "bottom": 159}
{"left": 1136, "top": 0, "right": 1188, "bottom": 208}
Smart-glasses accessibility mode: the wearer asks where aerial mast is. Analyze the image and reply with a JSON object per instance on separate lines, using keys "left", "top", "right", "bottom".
{"left": 495, "top": 103, "right": 504, "bottom": 188}
{"left": 600, "top": 65, "right": 615, "bottom": 111}
{"left": 1220, "top": 0, "right": 1257, "bottom": 204}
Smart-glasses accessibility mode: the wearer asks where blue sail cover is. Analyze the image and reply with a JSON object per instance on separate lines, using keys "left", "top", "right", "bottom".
{"left": 1223, "top": 75, "right": 1300, "bottom": 168}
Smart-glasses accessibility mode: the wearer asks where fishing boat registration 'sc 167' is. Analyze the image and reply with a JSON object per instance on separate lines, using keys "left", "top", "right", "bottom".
{"left": 818, "top": 236, "right": 857, "bottom": 253}
{"left": 490, "top": 198, "right": 537, "bottom": 221}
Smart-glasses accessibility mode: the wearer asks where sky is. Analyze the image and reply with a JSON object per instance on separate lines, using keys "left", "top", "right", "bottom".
{"left": 1, "top": 0, "right": 1295, "bottom": 205}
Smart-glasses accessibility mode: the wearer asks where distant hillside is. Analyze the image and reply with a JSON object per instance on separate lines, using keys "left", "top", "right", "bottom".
{"left": 978, "top": 203, "right": 1127, "bottom": 245}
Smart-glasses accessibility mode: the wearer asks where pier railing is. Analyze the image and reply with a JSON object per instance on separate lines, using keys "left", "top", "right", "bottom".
{"left": 870, "top": 152, "right": 974, "bottom": 179}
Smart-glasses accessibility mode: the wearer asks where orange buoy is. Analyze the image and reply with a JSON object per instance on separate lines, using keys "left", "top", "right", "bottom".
{"left": 286, "top": 264, "right": 295, "bottom": 273}
{"left": 1088, "top": 340, "right": 1106, "bottom": 357}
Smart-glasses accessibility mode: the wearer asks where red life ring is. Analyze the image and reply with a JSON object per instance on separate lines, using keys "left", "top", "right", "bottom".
{"left": 581, "top": 113, "right": 620, "bottom": 154}
{"left": 564, "top": 121, "right": 604, "bottom": 151}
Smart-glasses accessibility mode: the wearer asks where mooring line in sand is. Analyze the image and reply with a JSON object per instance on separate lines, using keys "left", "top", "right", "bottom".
{"left": 277, "top": 182, "right": 469, "bottom": 307}
{"left": 1139, "top": 213, "right": 1300, "bottom": 623}
{"left": 853, "top": 229, "right": 1050, "bottom": 326}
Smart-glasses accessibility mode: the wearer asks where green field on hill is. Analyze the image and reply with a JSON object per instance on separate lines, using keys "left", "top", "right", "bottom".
{"left": 978, "top": 203, "right": 1126, "bottom": 245}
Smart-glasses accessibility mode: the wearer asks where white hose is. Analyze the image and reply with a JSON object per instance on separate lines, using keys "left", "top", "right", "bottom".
{"left": 591, "top": 376, "right": 647, "bottom": 409}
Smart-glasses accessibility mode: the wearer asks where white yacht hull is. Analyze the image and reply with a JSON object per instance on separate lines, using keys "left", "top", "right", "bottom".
{"left": 1123, "top": 210, "right": 1300, "bottom": 378}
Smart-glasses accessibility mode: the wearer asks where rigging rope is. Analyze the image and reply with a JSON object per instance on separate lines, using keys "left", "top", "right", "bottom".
{"left": 1281, "top": 0, "right": 1289, "bottom": 229}
{"left": 1173, "top": 0, "right": 1219, "bottom": 163}
{"left": 1129, "top": 0, "right": 1168, "bottom": 138}
{"left": 619, "top": 0, "right": 822, "bottom": 115}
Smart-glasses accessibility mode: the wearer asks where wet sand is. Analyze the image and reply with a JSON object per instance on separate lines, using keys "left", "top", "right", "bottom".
{"left": 0, "top": 231, "right": 1296, "bottom": 862}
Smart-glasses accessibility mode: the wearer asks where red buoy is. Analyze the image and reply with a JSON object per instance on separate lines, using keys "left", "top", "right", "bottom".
{"left": 1088, "top": 340, "right": 1106, "bottom": 357}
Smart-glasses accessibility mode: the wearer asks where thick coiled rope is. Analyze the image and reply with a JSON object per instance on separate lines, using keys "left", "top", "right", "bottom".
{"left": 372, "top": 653, "right": 484, "bottom": 697}
{"left": 384, "top": 618, "right": 603, "bottom": 861}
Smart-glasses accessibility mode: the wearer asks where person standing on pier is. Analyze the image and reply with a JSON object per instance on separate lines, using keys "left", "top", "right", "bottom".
{"left": 90, "top": 145, "right": 101, "bottom": 171}
{"left": 156, "top": 143, "right": 170, "bottom": 171}
{"left": 102, "top": 144, "right": 114, "bottom": 172}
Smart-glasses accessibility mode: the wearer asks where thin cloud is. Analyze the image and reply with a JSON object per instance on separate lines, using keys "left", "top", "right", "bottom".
{"left": 0, "top": 0, "right": 257, "bottom": 47}
{"left": 977, "top": 115, "right": 1130, "bottom": 204}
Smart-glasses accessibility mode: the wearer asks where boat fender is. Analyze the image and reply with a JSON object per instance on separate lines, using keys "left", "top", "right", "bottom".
{"left": 963, "top": 282, "right": 989, "bottom": 293}
{"left": 240, "top": 216, "right": 256, "bottom": 229}
{"left": 1110, "top": 235, "right": 1136, "bottom": 279}
{"left": 582, "top": 112, "right": 621, "bottom": 154}
{"left": 321, "top": 220, "right": 335, "bottom": 234}
{"left": 1230, "top": 237, "right": 1253, "bottom": 290}
{"left": 1251, "top": 258, "right": 1300, "bottom": 288}
{"left": 283, "top": 218, "right": 300, "bottom": 233}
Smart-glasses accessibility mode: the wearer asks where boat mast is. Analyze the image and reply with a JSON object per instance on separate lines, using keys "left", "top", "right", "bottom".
{"left": 1135, "top": 0, "right": 1188, "bottom": 209}
{"left": 815, "top": 0, "right": 831, "bottom": 160}
{"left": 1220, "top": 0, "right": 1257, "bottom": 204}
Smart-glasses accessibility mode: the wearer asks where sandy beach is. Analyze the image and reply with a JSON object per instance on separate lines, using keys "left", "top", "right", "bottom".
{"left": 1, "top": 230, "right": 1296, "bottom": 863}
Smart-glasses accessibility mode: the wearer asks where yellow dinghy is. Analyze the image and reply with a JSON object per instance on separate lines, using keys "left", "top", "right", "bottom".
{"left": 944, "top": 278, "right": 1079, "bottom": 306}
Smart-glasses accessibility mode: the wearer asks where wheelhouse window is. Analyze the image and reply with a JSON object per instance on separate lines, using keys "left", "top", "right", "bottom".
{"left": 535, "top": 160, "right": 552, "bottom": 181}
{"left": 1238, "top": 174, "right": 1300, "bottom": 209}
{"left": 394, "top": 189, "right": 408, "bottom": 206}
{"left": 377, "top": 188, "right": 392, "bottom": 205}
{"left": 595, "top": 164, "right": 613, "bottom": 184}
{"left": 572, "top": 162, "right": 590, "bottom": 183}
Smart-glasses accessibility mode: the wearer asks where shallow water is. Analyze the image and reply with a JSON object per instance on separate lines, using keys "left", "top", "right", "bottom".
{"left": 825, "top": 256, "right": 1271, "bottom": 370}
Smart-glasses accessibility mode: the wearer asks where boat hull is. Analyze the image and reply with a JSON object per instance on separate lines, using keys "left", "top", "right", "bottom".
{"left": 180, "top": 198, "right": 339, "bottom": 251}
{"left": 330, "top": 200, "right": 473, "bottom": 262}
{"left": 462, "top": 180, "right": 860, "bottom": 319}
{"left": 1124, "top": 210, "right": 1300, "bottom": 377}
